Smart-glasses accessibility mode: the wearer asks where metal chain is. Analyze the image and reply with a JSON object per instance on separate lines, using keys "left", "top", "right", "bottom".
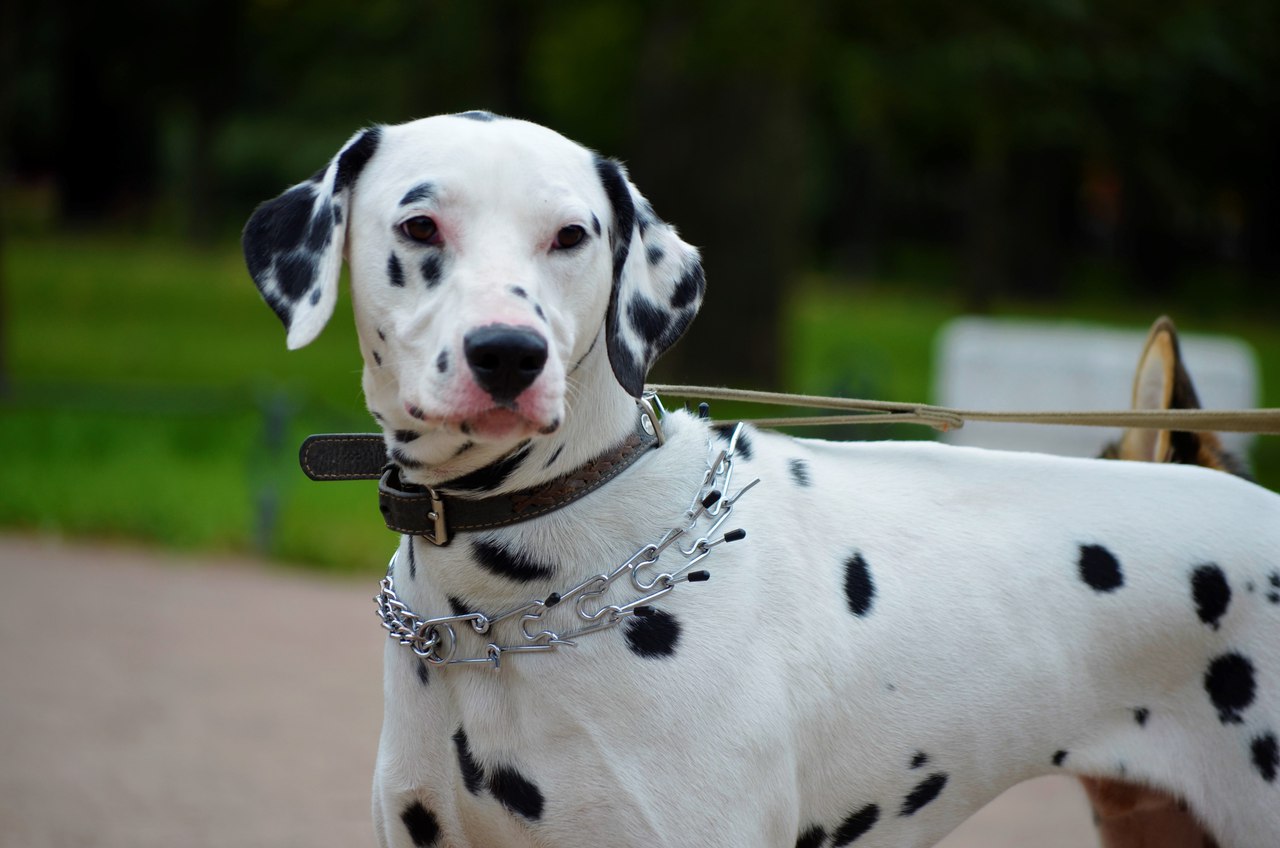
{"left": 375, "top": 423, "right": 758, "bottom": 671}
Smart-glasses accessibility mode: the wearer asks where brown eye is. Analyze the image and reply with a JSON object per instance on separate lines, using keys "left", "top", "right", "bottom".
{"left": 553, "top": 224, "right": 586, "bottom": 250}
{"left": 400, "top": 216, "right": 439, "bottom": 244}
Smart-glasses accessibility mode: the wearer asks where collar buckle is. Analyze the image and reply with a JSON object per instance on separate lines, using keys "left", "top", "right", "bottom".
{"left": 424, "top": 486, "right": 449, "bottom": 546}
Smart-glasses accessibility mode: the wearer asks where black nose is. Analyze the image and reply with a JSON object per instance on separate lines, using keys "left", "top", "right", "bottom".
{"left": 463, "top": 324, "right": 548, "bottom": 403}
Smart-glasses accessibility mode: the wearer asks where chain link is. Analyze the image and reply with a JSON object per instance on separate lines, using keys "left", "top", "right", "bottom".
{"left": 374, "top": 424, "right": 756, "bottom": 670}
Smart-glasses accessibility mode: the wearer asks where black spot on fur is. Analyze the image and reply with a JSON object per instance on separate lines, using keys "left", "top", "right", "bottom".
{"left": 373, "top": 350, "right": 382, "bottom": 366}
{"left": 333, "top": 203, "right": 343, "bottom": 225}
{"left": 900, "top": 772, "right": 948, "bottom": 816}
{"left": 488, "top": 766, "right": 544, "bottom": 820}
{"left": 833, "top": 804, "right": 880, "bottom": 846}
{"left": 1052, "top": 750, "right": 1068, "bottom": 766}
{"left": 1271, "top": 572, "right": 1280, "bottom": 588}
{"left": 844, "top": 552, "right": 875, "bottom": 617}
{"left": 395, "top": 430, "right": 420, "bottom": 443}
{"left": 275, "top": 252, "right": 319, "bottom": 299}
{"left": 1205, "top": 652, "right": 1256, "bottom": 724}
{"left": 712, "top": 424, "right": 754, "bottom": 460}
{"left": 1191, "top": 564, "right": 1231, "bottom": 630}
{"left": 534, "top": 303, "right": 546, "bottom": 321}
{"left": 388, "top": 253, "right": 405, "bottom": 287}
{"left": 1078, "top": 544, "right": 1124, "bottom": 593}
{"left": 1252, "top": 733, "right": 1278, "bottom": 783}
{"left": 399, "top": 182, "right": 436, "bottom": 207}
{"left": 453, "top": 440, "right": 474, "bottom": 458}
{"left": 543, "top": 445, "right": 564, "bottom": 469}
{"left": 788, "top": 458, "right": 812, "bottom": 487}
{"left": 391, "top": 447, "right": 424, "bottom": 470}
{"left": 795, "top": 825, "right": 826, "bottom": 848}
{"left": 453, "top": 728, "right": 485, "bottom": 794}
{"left": 646, "top": 244, "right": 665, "bottom": 266}
{"left": 1134, "top": 707, "right": 1150, "bottom": 727}
{"left": 306, "top": 201, "right": 334, "bottom": 252}
{"left": 415, "top": 659, "right": 430, "bottom": 686}
{"left": 400, "top": 800, "right": 440, "bottom": 847}
{"left": 244, "top": 183, "right": 316, "bottom": 280}
{"left": 377, "top": 327, "right": 386, "bottom": 341}
{"left": 670, "top": 262, "right": 706, "bottom": 310}
{"left": 471, "top": 538, "right": 554, "bottom": 583}
{"left": 591, "top": 213, "right": 601, "bottom": 236}
{"left": 309, "top": 286, "right": 322, "bottom": 305}
{"left": 447, "top": 596, "right": 470, "bottom": 617}
{"left": 910, "top": 751, "right": 929, "bottom": 769}
{"left": 406, "top": 537, "right": 417, "bottom": 579}
{"left": 436, "top": 350, "right": 449, "bottom": 373}
{"left": 421, "top": 254, "right": 443, "bottom": 289}
{"left": 444, "top": 443, "right": 530, "bottom": 492}
{"left": 1269, "top": 592, "right": 1280, "bottom": 604}
{"left": 371, "top": 411, "right": 385, "bottom": 422}
{"left": 335, "top": 127, "right": 381, "bottom": 192}
{"left": 624, "top": 608, "right": 681, "bottom": 658}
{"left": 510, "top": 286, "right": 528, "bottom": 299}
{"left": 455, "top": 110, "right": 498, "bottom": 122}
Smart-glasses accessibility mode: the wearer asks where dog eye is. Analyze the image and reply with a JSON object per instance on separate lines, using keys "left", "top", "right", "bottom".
{"left": 553, "top": 225, "right": 586, "bottom": 250}
{"left": 400, "top": 216, "right": 439, "bottom": 245}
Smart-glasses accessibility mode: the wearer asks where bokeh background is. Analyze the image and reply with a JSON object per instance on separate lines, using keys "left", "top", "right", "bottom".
{"left": 3, "top": 0, "right": 1278, "bottom": 570}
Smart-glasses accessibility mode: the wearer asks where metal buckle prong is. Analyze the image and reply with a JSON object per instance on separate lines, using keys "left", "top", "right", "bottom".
{"left": 425, "top": 487, "right": 449, "bottom": 546}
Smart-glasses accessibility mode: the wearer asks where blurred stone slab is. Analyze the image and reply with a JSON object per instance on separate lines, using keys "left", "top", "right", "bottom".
{"left": 933, "top": 317, "right": 1259, "bottom": 459}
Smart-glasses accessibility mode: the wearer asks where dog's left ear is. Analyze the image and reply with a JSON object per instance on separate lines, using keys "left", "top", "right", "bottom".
{"left": 242, "top": 127, "right": 382, "bottom": 349}
{"left": 595, "top": 158, "right": 706, "bottom": 397}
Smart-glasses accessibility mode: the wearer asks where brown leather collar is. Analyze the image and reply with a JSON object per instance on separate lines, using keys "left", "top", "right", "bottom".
{"left": 298, "top": 416, "right": 659, "bottom": 545}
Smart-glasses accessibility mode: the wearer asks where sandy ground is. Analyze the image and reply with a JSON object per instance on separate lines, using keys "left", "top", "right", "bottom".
{"left": 0, "top": 535, "right": 1098, "bottom": 847}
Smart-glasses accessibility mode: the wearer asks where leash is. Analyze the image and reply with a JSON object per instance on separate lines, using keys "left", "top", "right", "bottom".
{"left": 647, "top": 384, "right": 1280, "bottom": 435}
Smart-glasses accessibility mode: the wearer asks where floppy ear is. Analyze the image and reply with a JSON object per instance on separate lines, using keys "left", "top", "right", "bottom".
{"left": 595, "top": 157, "right": 706, "bottom": 397}
{"left": 242, "top": 127, "right": 382, "bottom": 349}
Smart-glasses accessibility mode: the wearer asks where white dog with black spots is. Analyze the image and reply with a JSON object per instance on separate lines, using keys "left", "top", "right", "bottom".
{"left": 244, "top": 112, "right": 1280, "bottom": 848}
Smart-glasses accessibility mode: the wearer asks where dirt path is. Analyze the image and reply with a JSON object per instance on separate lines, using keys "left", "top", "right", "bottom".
{"left": 0, "top": 535, "right": 1097, "bottom": 847}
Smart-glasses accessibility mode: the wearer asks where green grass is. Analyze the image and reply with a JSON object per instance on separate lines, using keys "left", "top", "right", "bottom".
{"left": 3, "top": 236, "right": 1277, "bottom": 570}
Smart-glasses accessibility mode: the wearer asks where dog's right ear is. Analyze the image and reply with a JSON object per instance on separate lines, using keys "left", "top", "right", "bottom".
{"left": 1121, "top": 315, "right": 1201, "bottom": 462}
{"left": 242, "top": 127, "right": 382, "bottom": 349}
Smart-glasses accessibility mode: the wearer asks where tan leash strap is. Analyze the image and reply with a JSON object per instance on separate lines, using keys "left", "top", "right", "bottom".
{"left": 647, "top": 384, "right": 1280, "bottom": 435}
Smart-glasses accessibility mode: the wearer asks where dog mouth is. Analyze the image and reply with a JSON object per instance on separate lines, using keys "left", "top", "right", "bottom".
{"left": 407, "top": 402, "right": 560, "bottom": 441}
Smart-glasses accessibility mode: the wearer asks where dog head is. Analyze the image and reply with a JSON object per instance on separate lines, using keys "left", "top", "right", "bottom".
{"left": 243, "top": 112, "right": 703, "bottom": 478}
{"left": 1100, "top": 315, "right": 1250, "bottom": 477}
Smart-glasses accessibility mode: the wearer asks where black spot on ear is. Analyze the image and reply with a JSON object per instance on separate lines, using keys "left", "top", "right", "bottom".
{"left": 488, "top": 765, "right": 544, "bottom": 820}
{"left": 628, "top": 295, "right": 671, "bottom": 347}
{"left": 400, "top": 182, "right": 436, "bottom": 206}
{"left": 373, "top": 350, "right": 383, "bottom": 366}
{"left": 833, "top": 804, "right": 879, "bottom": 846}
{"left": 306, "top": 201, "right": 334, "bottom": 252}
{"left": 1204, "top": 652, "right": 1256, "bottom": 724}
{"left": 712, "top": 424, "right": 754, "bottom": 460}
{"left": 406, "top": 536, "right": 417, "bottom": 579}
{"left": 670, "top": 262, "right": 706, "bottom": 310}
{"left": 788, "top": 458, "right": 812, "bottom": 487}
{"left": 795, "top": 825, "right": 826, "bottom": 848}
{"left": 1252, "top": 732, "right": 1278, "bottom": 783}
{"left": 1191, "top": 564, "right": 1231, "bottom": 630}
{"left": 335, "top": 127, "right": 381, "bottom": 192}
{"left": 436, "top": 350, "right": 449, "bottom": 373}
{"left": 1078, "top": 544, "right": 1124, "bottom": 592}
{"left": 909, "top": 751, "right": 929, "bottom": 769}
{"left": 471, "top": 538, "right": 554, "bottom": 582}
{"left": 276, "top": 251, "right": 320, "bottom": 299}
{"left": 309, "top": 286, "right": 322, "bottom": 305}
{"left": 400, "top": 800, "right": 440, "bottom": 847}
{"left": 395, "top": 430, "right": 421, "bottom": 443}
{"left": 1052, "top": 750, "right": 1068, "bottom": 766}
{"left": 332, "top": 203, "right": 343, "bottom": 225}
{"left": 455, "top": 110, "right": 499, "bottom": 122}
{"left": 646, "top": 244, "right": 665, "bottom": 266}
{"left": 453, "top": 728, "right": 485, "bottom": 794}
{"left": 1133, "top": 707, "right": 1149, "bottom": 727}
{"left": 244, "top": 183, "right": 317, "bottom": 281}
{"left": 624, "top": 607, "right": 681, "bottom": 658}
{"left": 391, "top": 447, "right": 424, "bottom": 470}
{"left": 421, "top": 254, "right": 443, "bottom": 289}
{"left": 900, "top": 772, "right": 948, "bottom": 816}
{"left": 844, "top": 552, "right": 876, "bottom": 617}
{"left": 415, "top": 659, "right": 430, "bottom": 686}
{"left": 388, "top": 253, "right": 406, "bottom": 287}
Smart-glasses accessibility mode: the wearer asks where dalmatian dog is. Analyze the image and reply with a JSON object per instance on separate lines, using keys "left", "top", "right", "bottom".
{"left": 243, "top": 112, "right": 1280, "bottom": 848}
